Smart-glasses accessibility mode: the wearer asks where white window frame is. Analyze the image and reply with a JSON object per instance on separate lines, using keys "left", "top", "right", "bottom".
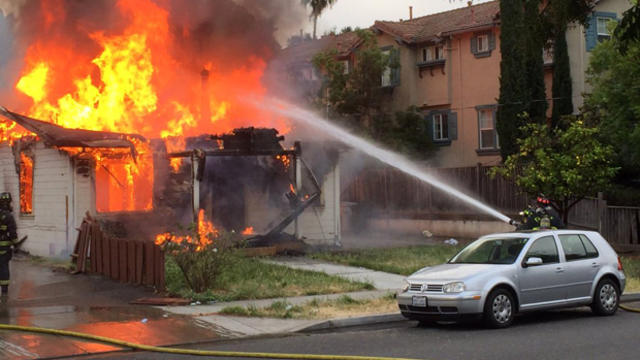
{"left": 478, "top": 108, "right": 498, "bottom": 150}
{"left": 477, "top": 34, "right": 489, "bottom": 53}
{"left": 381, "top": 49, "right": 392, "bottom": 87}
{"left": 596, "top": 17, "right": 611, "bottom": 38}
{"left": 421, "top": 45, "right": 444, "bottom": 62}
{"left": 433, "top": 113, "right": 448, "bottom": 141}
{"left": 342, "top": 60, "right": 350, "bottom": 75}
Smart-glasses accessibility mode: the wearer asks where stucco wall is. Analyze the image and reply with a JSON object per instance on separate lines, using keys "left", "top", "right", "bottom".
{"left": 566, "top": 0, "right": 631, "bottom": 113}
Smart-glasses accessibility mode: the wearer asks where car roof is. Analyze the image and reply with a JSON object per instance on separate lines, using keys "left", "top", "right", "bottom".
{"left": 482, "top": 229, "right": 599, "bottom": 239}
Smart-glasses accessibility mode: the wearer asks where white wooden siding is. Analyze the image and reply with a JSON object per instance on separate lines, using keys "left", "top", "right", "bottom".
{"left": 0, "top": 142, "right": 89, "bottom": 258}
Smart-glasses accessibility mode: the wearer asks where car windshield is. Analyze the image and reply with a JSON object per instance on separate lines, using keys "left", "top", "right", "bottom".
{"left": 449, "top": 237, "right": 529, "bottom": 264}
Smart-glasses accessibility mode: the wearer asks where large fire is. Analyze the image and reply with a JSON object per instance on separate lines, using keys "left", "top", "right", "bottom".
{"left": 1, "top": 0, "right": 291, "bottom": 213}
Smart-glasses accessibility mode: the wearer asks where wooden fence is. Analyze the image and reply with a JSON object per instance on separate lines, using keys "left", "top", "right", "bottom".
{"left": 73, "top": 215, "right": 165, "bottom": 290}
{"left": 344, "top": 165, "right": 640, "bottom": 251}
{"left": 343, "top": 164, "right": 528, "bottom": 217}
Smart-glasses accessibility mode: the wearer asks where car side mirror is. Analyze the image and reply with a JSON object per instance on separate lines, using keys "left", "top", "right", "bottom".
{"left": 523, "top": 257, "right": 543, "bottom": 268}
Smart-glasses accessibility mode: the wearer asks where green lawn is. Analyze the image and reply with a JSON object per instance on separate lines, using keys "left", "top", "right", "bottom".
{"left": 621, "top": 256, "right": 640, "bottom": 293}
{"left": 310, "top": 245, "right": 462, "bottom": 276}
{"left": 165, "top": 255, "right": 374, "bottom": 302}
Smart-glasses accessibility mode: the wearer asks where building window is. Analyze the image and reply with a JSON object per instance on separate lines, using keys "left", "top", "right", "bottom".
{"left": 597, "top": 17, "right": 611, "bottom": 41}
{"left": 433, "top": 113, "right": 449, "bottom": 141}
{"left": 477, "top": 34, "right": 489, "bottom": 52}
{"left": 471, "top": 31, "right": 495, "bottom": 58}
{"left": 342, "top": 60, "right": 350, "bottom": 74}
{"left": 478, "top": 107, "right": 499, "bottom": 150}
{"left": 19, "top": 152, "right": 34, "bottom": 215}
{"left": 420, "top": 45, "right": 444, "bottom": 63}
{"left": 381, "top": 49, "right": 392, "bottom": 87}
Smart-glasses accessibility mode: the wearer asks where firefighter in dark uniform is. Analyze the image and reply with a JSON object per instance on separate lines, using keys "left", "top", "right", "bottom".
{"left": 0, "top": 192, "right": 17, "bottom": 297}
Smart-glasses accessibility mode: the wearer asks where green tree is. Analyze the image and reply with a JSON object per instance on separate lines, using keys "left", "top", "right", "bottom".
{"left": 584, "top": 23, "right": 640, "bottom": 181}
{"left": 496, "top": 0, "right": 528, "bottom": 160}
{"left": 523, "top": 0, "right": 547, "bottom": 122}
{"left": 301, "top": 0, "right": 337, "bottom": 39}
{"left": 312, "top": 29, "right": 391, "bottom": 128}
{"left": 551, "top": 28, "right": 573, "bottom": 128}
{"left": 614, "top": 0, "right": 640, "bottom": 54}
{"left": 493, "top": 119, "right": 618, "bottom": 223}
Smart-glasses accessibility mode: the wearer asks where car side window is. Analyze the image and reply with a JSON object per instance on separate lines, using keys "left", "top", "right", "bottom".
{"left": 579, "top": 234, "right": 599, "bottom": 258}
{"left": 525, "top": 236, "right": 559, "bottom": 264}
{"left": 559, "top": 234, "right": 587, "bottom": 261}
{"left": 559, "top": 234, "right": 599, "bottom": 260}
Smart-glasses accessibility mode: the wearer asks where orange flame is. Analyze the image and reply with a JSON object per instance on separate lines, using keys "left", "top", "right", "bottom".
{"left": 19, "top": 152, "right": 34, "bottom": 214}
{"left": 241, "top": 227, "right": 254, "bottom": 235}
{"left": 154, "top": 209, "right": 218, "bottom": 252}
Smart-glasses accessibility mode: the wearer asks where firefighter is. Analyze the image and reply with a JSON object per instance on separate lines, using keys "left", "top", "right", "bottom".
{"left": 0, "top": 192, "right": 17, "bottom": 297}
{"left": 535, "top": 196, "right": 565, "bottom": 229}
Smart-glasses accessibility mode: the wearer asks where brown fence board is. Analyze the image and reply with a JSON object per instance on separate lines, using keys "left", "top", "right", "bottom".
{"left": 118, "top": 239, "right": 128, "bottom": 283}
{"left": 135, "top": 242, "right": 143, "bottom": 285}
{"left": 94, "top": 230, "right": 102, "bottom": 274}
{"left": 143, "top": 242, "right": 154, "bottom": 286}
{"left": 110, "top": 237, "right": 119, "bottom": 280}
{"left": 102, "top": 234, "right": 110, "bottom": 276}
{"left": 127, "top": 241, "right": 136, "bottom": 283}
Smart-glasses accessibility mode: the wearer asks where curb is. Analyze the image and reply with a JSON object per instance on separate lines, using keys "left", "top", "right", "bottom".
{"left": 621, "top": 292, "right": 640, "bottom": 303}
{"left": 297, "top": 292, "right": 640, "bottom": 333}
{"left": 297, "top": 312, "right": 405, "bottom": 333}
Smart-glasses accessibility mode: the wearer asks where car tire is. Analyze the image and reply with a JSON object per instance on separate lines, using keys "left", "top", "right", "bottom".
{"left": 591, "top": 278, "right": 619, "bottom": 316}
{"left": 483, "top": 288, "right": 515, "bottom": 328}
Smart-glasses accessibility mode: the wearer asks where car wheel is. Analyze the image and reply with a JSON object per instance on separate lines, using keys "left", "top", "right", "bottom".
{"left": 484, "top": 288, "right": 515, "bottom": 328}
{"left": 591, "top": 278, "right": 619, "bottom": 316}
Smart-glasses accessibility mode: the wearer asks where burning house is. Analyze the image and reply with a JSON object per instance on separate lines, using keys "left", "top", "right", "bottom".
{"left": 0, "top": 0, "right": 342, "bottom": 259}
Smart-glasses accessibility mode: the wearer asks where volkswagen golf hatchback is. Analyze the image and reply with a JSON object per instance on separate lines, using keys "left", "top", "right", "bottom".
{"left": 397, "top": 230, "right": 625, "bottom": 328}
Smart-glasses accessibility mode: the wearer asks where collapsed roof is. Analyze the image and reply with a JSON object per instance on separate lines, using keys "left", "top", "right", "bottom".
{"left": 0, "top": 106, "right": 144, "bottom": 149}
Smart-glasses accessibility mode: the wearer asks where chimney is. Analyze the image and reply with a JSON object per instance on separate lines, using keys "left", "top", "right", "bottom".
{"left": 409, "top": 6, "right": 413, "bottom": 20}
{"left": 201, "top": 67, "right": 211, "bottom": 123}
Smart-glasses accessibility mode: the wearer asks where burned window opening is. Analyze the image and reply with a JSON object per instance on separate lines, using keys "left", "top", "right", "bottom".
{"left": 19, "top": 151, "right": 34, "bottom": 215}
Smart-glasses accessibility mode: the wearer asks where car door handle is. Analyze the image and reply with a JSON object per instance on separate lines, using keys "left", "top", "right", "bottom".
{"left": 555, "top": 267, "right": 565, "bottom": 273}
{"left": 592, "top": 262, "right": 600, "bottom": 268}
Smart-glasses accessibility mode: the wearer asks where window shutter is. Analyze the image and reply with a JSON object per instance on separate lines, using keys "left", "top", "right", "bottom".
{"left": 426, "top": 113, "right": 434, "bottom": 141}
{"left": 489, "top": 32, "right": 496, "bottom": 51}
{"left": 470, "top": 35, "right": 478, "bottom": 54}
{"left": 390, "top": 48, "right": 400, "bottom": 86}
{"left": 585, "top": 14, "right": 597, "bottom": 51}
{"left": 448, "top": 111, "right": 458, "bottom": 140}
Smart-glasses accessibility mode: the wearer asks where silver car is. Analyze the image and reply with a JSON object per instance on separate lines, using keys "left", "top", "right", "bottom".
{"left": 397, "top": 230, "right": 626, "bottom": 328}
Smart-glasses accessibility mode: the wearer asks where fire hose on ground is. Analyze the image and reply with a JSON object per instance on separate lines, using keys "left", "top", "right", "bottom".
{"left": 1, "top": 302, "right": 640, "bottom": 359}
{"left": 0, "top": 323, "right": 419, "bottom": 360}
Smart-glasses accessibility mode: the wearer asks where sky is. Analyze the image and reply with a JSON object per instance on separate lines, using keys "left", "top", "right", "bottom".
{"left": 299, "top": 0, "right": 494, "bottom": 37}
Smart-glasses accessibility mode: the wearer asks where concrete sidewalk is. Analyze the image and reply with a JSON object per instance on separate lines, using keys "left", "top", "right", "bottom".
{"left": 160, "top": 257, "right": 406, "bottom": 337}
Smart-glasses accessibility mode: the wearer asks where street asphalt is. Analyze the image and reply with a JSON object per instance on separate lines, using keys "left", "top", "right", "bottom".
{"left": 80, "top": 304, "right": 640, "bottom": 360}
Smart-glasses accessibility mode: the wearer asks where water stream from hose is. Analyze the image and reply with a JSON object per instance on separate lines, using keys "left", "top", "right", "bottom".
{"left": 262, "top": 98, "right": 512, "bottom": 224}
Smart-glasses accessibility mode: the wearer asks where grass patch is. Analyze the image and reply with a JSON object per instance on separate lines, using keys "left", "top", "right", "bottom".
{"left": 219, "top": 293, "right": 398, "bottom": 320}
{"left": 621, "top": 256, "right": 640, "bottom": 293}
{"left": 310, "top": 245, "right": 462, "bottom": 276}
{"left": 165, "top": 253, "right": 372, "bottom": 302}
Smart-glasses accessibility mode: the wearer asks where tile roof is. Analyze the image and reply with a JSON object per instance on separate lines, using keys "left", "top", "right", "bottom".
{"left": 374, "top": 1, "right": 500, "bottom": 44}
{"left": 279, "top": 31, "right": 363, "bottom": 66}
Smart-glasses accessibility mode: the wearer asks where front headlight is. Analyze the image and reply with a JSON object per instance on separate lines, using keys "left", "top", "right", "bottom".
{"left": 443, "top": 281, "right": 465, "bottom": 293}
{"left": 401, "top": 279, "right": 410, "bottom": 293}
